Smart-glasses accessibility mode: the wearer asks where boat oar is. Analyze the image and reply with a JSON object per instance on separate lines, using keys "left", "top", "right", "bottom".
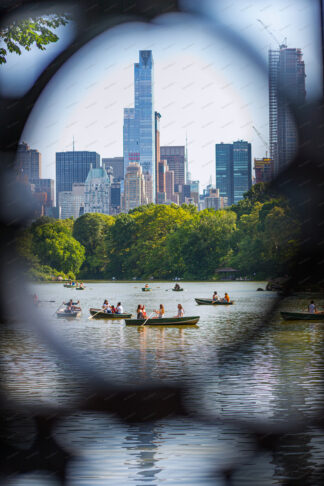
{"left": 141, "top": 312, "right": 154, "bottom": 327}
{"left": 39, "top": 300, "right": 55, "bottom": 303}
{"left": 88, "top": 309, "right": 103, "bottom": 320}
{"left": 52, "top": 302, "right": 63, "bottom": 317}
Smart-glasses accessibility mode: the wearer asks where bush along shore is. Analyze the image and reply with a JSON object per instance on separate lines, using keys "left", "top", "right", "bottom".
{"left": 17, "top": 183, "right": 301, "bottom": 282}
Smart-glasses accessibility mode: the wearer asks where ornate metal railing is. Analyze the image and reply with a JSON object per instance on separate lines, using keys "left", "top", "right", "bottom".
{"left": 0, "top": 1, "right": 324, "bottom": 484}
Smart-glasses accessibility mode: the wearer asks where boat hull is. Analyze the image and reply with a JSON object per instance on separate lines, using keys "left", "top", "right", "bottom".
{"left": 125, "top": 316, "right": 200, "bottom": 326}
{"left": 280, "top": 311, "right": 324, "bottom": 321}
{"left": 76, "top": 287, "right": 85, "bottom": 290}
{"left": 195, "top": 298, "right": 234, "bottom": 305}
{"left": 89, "top": 308, "right": 132, "bottom": 319}
{"left": 172, "top": 288, "right": 184, "bottom": 291}
{"left": 142, "top": 288, "right": 151, "bottom": 292}
{"left": 57, "top": 310, "right": 81, "bottom": 318}
{"left": 63, "top": 285, "right": 74, "bottom": 288}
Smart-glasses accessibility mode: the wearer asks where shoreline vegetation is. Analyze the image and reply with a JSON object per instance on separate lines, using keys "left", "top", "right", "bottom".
{"left": 17, "top": 183, "right": 301, "bottom": 283}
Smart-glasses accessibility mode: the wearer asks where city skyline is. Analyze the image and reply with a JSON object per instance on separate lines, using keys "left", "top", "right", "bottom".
{"left": 17, "top": 0, "right": 321, "bottom": 189}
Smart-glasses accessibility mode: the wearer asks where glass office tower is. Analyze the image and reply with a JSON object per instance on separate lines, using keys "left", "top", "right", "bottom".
{"left": 232, "top": 140, "right": 251, "bottom": 204}
{"left": 55, "top": 151, "right": 100, "bottom": 207}
{"left": 215, "top": 143, "right": 233, "bottom": 204}
{"left": 123, "top": 51, "right": 155, "bottom": 203}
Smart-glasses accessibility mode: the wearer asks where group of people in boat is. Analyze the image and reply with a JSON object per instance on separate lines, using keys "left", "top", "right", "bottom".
{"left": 137, "top": 303, "right": 184, "bottom": 319}
{"left": 173, "top": 283, "right": 181, "bottom": 290}
{"left": 102, "top": 300, "right": 124, "bottom": 314}
{"left": 212, "top": 291, "right": 231, "bottom": 302}
{"left": 64, "top": 299, "right": 81, "bottom": 313}
{"left": 68, "top": 281, "right": 85, "bottom": 288}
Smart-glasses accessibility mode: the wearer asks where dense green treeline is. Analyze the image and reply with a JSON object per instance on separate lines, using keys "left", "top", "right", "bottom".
{"left": 17, "top": 183, "right": 300, "bottom": 281}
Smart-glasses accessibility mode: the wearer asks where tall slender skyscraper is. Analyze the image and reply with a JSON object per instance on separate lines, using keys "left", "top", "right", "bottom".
{"left": 215, "top": 143, "right": 233, "bottom": 204}
{"left": 123, "top": 51, "right": 155, "bottom": 203}
{"left": 269, "top": 45, "right": 306, "bottom": 174}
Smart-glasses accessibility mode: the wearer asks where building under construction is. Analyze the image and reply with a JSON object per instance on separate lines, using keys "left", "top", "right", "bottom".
{"left": 269, "top": 45, "right": 306, "bottom": 175}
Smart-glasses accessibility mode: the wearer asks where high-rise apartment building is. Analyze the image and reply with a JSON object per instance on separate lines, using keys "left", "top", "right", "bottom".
{"left": 215, "top": 141, "right": 251, "bottom": 205}
{"left": 124, "top": 162, "right": 147, "bottom": 212}
{"left": 123, "top": 51, "right": 155, "bottom": 202}
{"left": 254, "top": 157, "right": 274, "bottom": 184}
{"left": 110, "top": 181, "right": 121, "bottom": 214}
{"left": 84, "top": 167, "right": 111, "bottom": 215}
{"left": 15, "top": 142, "right": 41, "bottom": 180}
{"left": 30, "top": 178, "right": 54, "bottom": 207}
{"left": 102, "top": 157, "right": 124, "bottom": 180}
{"left": 160, "top": 146, "right": 185, "bottom": 186}
{"left": 269, "top": 46, "right": 306, "bottom": 174}
{"left": 59, "top": 183, "right": 85, "bottom": 220}
{"left": 55, "top": 151, "right": 100, "bottom": 207}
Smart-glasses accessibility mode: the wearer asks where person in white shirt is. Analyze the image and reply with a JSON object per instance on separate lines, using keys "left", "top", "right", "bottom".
{"left": 116, "top": 302, "right": 123, "bottom": 314}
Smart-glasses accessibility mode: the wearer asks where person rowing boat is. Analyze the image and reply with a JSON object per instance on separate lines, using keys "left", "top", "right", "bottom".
{"left": 153, "top": 304, "right": 165, "bottom": 318}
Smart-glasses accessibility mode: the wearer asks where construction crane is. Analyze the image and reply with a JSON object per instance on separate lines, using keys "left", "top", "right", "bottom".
{"left": 257, "top": 19, "right": 287, "bottom": 48}
{"left": 252, "top": 125, "right": 269, "bottom": 157}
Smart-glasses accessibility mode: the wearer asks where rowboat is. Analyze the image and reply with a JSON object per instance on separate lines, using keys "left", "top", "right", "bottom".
{"left": 280, "top": 311, "right": 324, "bottom": 321}
{"left": 76, "top": 287, "right": 85, "bottom": 290}
{"left": 125, "top": 316, "right": 200, "bottom": 326}
{"left": 63, "top": 284, "right": 74, "bottom": 288}
{"left": 172, "top": 288, "right": 184, "bottom": 291}
{"left": 89, "top": 308, "right": 132, "bottom": 319}
{"left": 142, "top": 288, "right": 152, "bottom": 292}
{"left": 57, "top": 305, "right": 81, "bottom": 318}
{"left": 195, "top": 298, "right": 234, "bottom": 305}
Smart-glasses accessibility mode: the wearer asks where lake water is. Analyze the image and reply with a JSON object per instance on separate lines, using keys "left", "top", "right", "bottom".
{"left": 2, "top": 281, "right": 324, "bottom": 485}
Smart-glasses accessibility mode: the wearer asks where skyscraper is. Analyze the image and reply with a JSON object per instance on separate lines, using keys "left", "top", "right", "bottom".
{"left": 84, "top": 167, "right": 110, "bottom": 214}
{"left": 55, "top": 151, "right": 100, "bottom": 207}
{"left": 124, "top": 162, "right": 147, "bottom": 212}
{"left": 30, "top": 178, "right": 55, "bottom": 207}
{"left": 102, "top": 157, "right": 124, "bottom": 180}
{"left": 123, "top": 51, "right": 155, "bottom": 203}
{"left": 269, "top": 46, "right": 306, "bottom": 174}
{"left": 215, "top": 143, "right": 233, "bottom": 204}
{"left": 232, "top": 140, "right": 251, "bottom": 204}
{"left": 15, "top": 142, "right": 41, "bottom": 180}
{"left": 160, "top": 146, "right": 185, "bottom": 186}
{"left": 155, "top": 111, "right": 161, "bottom": 197}
{"left": 59, "top": 183, "right": 85, "bottom": 220}
{"left": 215, "top": 141, "right": 251, "bottom": 205}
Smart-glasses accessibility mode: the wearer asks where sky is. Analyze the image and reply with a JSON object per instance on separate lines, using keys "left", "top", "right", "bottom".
{"left": 2, "top": 0, "right": 322, "bottom": 189}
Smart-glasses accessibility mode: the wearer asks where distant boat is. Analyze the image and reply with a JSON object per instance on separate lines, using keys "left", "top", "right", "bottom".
{"left": 172, "top": 288, "right": 184, "bottom": 292}
{"left": 76, "top": 286, "right": 85, "bottom": 290}
{"left": 142, "top": 287, "right": 152, "bottom": 292}
{"left": 195, "top": 298, "right": 234, "bottom": 305}
{"left": 125, "top": 316, "right": 200, "bottom": 326}
{"left": 89, "top": 308, "right": 132, "bottom": 319}
{"left": 63, "top": 284, "right": 74, "bottom": 288}
{"left": 281, "top": 311, "right": 324, "bottom": 321}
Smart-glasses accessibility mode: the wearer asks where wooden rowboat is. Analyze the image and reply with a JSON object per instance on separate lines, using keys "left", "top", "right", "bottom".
{"left": 89, "top": 308, "right": 132, "bottom": 319}
{"left": 125, "top": 316, "right": 200, "bottom": 326}
{"left": 195, "top": 298, "right": 234, "bottom": 305}
{"left": 280, "top": 311, "right": 324, "bottom": 321}
{"left": 172, "top": 288, "right": 184, "bottom": 291}
{"left": 63, "top": 284, "right": 74, "bottom": 288}
{"left": 142, "top": 288, "right": 152, "bottom": 292}
{"left": 57, "top": 306, "right": 81, "bottom": 318}
{"left": 76, "top": 287, "right": 85, "bottom": 290}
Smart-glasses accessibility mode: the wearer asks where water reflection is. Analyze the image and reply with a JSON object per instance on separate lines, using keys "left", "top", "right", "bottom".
{"left": 2, "top": 282, "right": 324, "bottom": 484}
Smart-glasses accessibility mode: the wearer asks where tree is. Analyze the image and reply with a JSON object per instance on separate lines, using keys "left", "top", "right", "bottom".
{"left": 0, "top": 13, "right": 71, "bottom": 64}
{"left": 73, "top": 213, "right": 114, "bottom": 278}
{"left": 31, "top": 220, "right": 85, "bottom": 274}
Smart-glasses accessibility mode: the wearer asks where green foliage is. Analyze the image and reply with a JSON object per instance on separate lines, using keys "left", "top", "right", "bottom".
{"left": 17, "top": 185, "right": 301, "bottom": 281}
{"left": 73, "top": 213, "right": 114, "bottom": 277}
{"left": 0, "top": 13, "right": 71, "bottom": 64}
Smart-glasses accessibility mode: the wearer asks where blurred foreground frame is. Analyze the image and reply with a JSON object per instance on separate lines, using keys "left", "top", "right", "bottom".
{"left": 0, "top": 0, "right": 324, "bottom": 484}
